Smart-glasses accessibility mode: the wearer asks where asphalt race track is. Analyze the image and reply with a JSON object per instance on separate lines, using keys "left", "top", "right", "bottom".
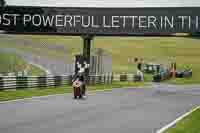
{"left": 0, "top": 84, "right": 199, "bottom": 133}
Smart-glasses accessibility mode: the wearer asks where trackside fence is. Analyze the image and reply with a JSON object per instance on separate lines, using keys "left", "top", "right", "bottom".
{"left": 0, "top": 73, "right": 144, "bottom": 90}
{"left": 0, "top": 75, "right": 73, "bottom": 90}
{"left": 2, "top": 71, "right": 190, "bottom": 90}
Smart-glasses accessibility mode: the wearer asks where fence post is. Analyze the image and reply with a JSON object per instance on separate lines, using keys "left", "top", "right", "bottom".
{"left": 109, "top": 73, "right": 111, "bottom": 84}
{"left": 104, "top": 74, "right": 106, "bottom": 84}
{"left": 38, "top": 76, "right": 47, "bottom": 88}
{"left": 95, "top": 74, "right": 99, "bottom": 85}
{"left": 107, "top": 73, "right": 110, "bottom": 84}
{"left": 60, "top": 75, "right": 65, "bottom": 86}
{"left": 0, "top": 77, "right": 4, "bottom": 90}
{"left": 68, "top": 75, "right": 73, "bottom": 86}
{"left": 120, "top": 73, "right": 127, "bottom": 82}
{"left": 106, "top": 73, "right": 109, "bottom": 84}
{"left": 127, "top": 74, "right": 131, "bottom": 82}
{"left": 111, "top": 73, "right": 113, "bottom": 83}
{"left": 92, "top": 75, "right": 96, "bottom": 85}
{"left": 98, "top": 74, "right": 102, "bottom": 85}
{"left": 132, "top": 74, "right": 135, "bottom": 82}
{"left": 16, "top": 76, "right": 28, "bottom": 89}
{"left": 104, "top": 73, "right": 107, "bottom": 84}
{"left": 54, "top": 76, "right": 62, "bottom": 87}
{"left": 109, "top": 73, "right": 112, "bottom": 84}
{"left": 27, "top": 76, "right": 36, "bottom": 88}
{"left": 46, "top": 75, "right": 54, "bottom": 87}
{"left": 113, "top": 73, "right": 120, "bottom": 82}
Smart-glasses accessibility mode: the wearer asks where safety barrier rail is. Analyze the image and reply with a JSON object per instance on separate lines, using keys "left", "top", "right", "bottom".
{"left": 0, "top": 74, "right": 114, "bottom": 90}
{"left": 0, "top": 73, "right": 143, "bottom": 90}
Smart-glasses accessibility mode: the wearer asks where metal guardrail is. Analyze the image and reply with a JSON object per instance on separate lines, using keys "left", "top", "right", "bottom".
{"left": 1, "top": 70, "right": 191, "bottom": 89}
{"left": 0, "top": 75, "right": 73, "bottom": 90}
{"left": 0, "top": 73, "right": 143, "bottom": 90}
{"left": 0, "top": 74, "right": 113, "bottom": 90}
{"left": 112, "top": 73, "right": 142, "bottom": 82}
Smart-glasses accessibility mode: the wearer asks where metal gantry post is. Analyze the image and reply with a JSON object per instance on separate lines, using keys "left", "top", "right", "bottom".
{"left": 82, "top": 34, "right": 94, "bottom": 83}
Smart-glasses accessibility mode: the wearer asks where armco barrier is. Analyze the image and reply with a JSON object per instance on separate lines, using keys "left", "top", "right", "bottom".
{"left": 134, "top": 75, "right": 142, "bottom": 82}
{"left": 0, "top": 74, "right": 113, "bottom": 90}
{"left": 16, "top": 76, "right": 28, "bottom": 89}
{"left": 0, "top": 77, "right": 4, "bottom": 90}
{"left": 54, "top": 76, "right": 62, "bottom": 87}
{"left": 0, "top": 73, "right": 144, "bottom": 90}
{"left": 27, "top": 76, "right": 38, "bottom": 88}
{"left": 3, "top": 76, "right": 17, "bottom": 89}
{"left": 38, "top": 77, "right": 47, "bottom": 88}
{"left": 120, "top": 74, "right": 127, "bottom": 81}
{"left": 88, "top": 73, "right": 113, "bottom": 85}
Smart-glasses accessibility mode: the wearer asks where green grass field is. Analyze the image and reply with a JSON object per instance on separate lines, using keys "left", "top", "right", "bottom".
{"left": 165, "top": 108, "right": 200, "bottom": 133}
{"left": 0, "top": 52, "right": 45, "bottom": 76}
{"left": 0, "top": 35, "right": 200, "bottom": 84}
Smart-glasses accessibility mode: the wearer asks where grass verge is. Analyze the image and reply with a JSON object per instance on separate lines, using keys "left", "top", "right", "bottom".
{"left": 0, "top": 81, "right": 147, "bottom": 102}
{"left": 1, "top": 35, "right": 200, "bottom": 84}
{"left": 0, "top": 51, "right": 45, "bottom": 76}
{"left": 165, "top": 108, "right": 200, "bottom": 133}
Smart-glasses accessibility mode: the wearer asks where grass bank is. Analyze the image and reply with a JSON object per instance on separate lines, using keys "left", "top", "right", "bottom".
{"left": 0, "top": 52, "right": 45, "bottom": 76}
{"left": 165, "top": 107, "right": 200, "bottom": 133}
{"left": 1, "top": 35, "right": 200, "bottom": 84}
{"left": 0, "top": 81, "right": 147, "bottom": 102}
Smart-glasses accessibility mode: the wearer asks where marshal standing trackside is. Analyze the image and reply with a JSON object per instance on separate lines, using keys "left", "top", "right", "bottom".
{"left": 0, "top": 6, "right": 200, "bottom": 35}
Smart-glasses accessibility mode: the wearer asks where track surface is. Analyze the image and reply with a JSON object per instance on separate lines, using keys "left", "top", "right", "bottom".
{"left": 0, "top": 84, "right": 199, "bottom": 133}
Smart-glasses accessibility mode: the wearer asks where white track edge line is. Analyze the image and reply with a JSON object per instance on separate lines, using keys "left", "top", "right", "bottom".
{"left": 0, "top": 88, "right": 114, "bottom": 104}
{"left": 0, "top": 86, "right": 142, "bottom": 104}
{"left": 156, "top": 106, "right": 200, "bottom": 133}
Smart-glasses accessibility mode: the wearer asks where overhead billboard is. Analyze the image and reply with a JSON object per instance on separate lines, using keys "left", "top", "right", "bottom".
{"left": 0, "top": 6, "right": 200, "bottom": 35}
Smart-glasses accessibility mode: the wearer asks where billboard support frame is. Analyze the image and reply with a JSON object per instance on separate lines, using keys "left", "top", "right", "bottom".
{"left": 82, "top": 34, "right": 94, "bottom": 82}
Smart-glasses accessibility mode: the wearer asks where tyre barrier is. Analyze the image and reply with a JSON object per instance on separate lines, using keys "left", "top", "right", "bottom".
{"left": 0, "top": 75, "right": 73, "bottom": 90}
{"left": 153, "top": 71, "right": 171, "bottom": 82}
{"left": 0, "top": 77, "right": 4, "bottom": 90}
{"left": 88, "top": 73, "right": 113, "bottom": 85}
{"left": 183, "top": 70, "right": 192, "bottom": 78}
{"left": 176, "top": 71, "right": 184, "bottom": 78}
{"left": 0, "top": 73, "right": 143, "bottom": 90}
{"left": 175, "top": 69, "right": 192, "bottom": 78}
{"left": 38, "top": 76, "right": 47, "bottom": 88}
{"left": 16, "top": 76, "right": 28, "bottom": 89}
{"left": 120, "top": 74, "right": 127, "bottom": 82}
{"left": 54, "top": 76, "right": 62, "bottom": 87}
{"left": 153, "top": 74, "right": 162, "bottom": 82}
{"left": 134, "top": 75, "right": 142, "bottom": 82}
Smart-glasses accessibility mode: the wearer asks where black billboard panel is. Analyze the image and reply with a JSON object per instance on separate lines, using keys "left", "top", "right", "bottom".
{"left": 0, "top": 6, "right": 200, "bottom": 35}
